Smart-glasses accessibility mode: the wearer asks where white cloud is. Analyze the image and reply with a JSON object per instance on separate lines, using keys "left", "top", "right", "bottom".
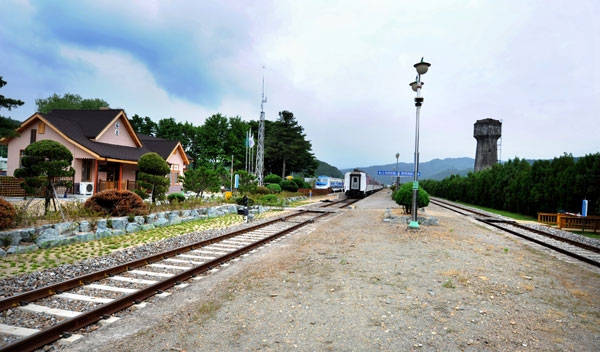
{"left": 2, "top": 0, "right": 598, "bottom": 169}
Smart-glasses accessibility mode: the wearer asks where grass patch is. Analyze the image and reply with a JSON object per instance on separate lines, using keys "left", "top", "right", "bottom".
{"left": 0, "top": 211, "right": 280, "bottom": 279}
{"left": 442, "top": 279, "right": 455, "bottom": 288}
{"left": 194, "top": 301, "right": 222, "bottom": 321}
{"left": 454, "top": 201, "right": 537, "bottom": 221}
{"left": 570, "top": 230, "right": 600, "bottom": 239}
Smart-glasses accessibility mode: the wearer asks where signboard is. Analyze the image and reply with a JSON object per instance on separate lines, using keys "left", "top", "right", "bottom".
{"left": 377, "top": 171, "right": 421, "bottom": 177}
{"left": 582, "top": 199, "right": 588, "bottom": 217}
{"left": 378, "top": 171, "right": 397, "bottom": 176}
{"left": 400, "top": 171, "right": 420, "bottom": 177}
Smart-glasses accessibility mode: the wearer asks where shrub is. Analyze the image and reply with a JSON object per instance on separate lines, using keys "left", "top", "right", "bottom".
{"left": 259, "top": 194, "right": 279, "bottom": 206}
{"left": 235, "top": 196, "right": 254, "bottom": 206}
{"left": 280, "top": 180, "right": 298, "bottom": 192}
{"left": 291, "top": 177, "right": 310, "bottom": 189}
{"left": 167, "top": 192, "right": 186, "bottom": 204}
{"left": 84, "top": 189, "right": 149, "bottom": 216}
{"left": 0, "top": 197, "right": 16, "bottom": 229}
{"left": 137, "top": 152, "right": 171, "bottom": 203}
{"left": 264, "top": 174, "right": 283, "bottom": 184}
{"left": 392, "top": 182, "right": 430, "bottom": 213}
{"left": 133, "top": 189, "right": 149, "bottom": 200}
{"left": 266, "top": 183, "right": 281, "bottom": 193}
{"left": 254, "top": 186, "right": 271, "bottom": 195}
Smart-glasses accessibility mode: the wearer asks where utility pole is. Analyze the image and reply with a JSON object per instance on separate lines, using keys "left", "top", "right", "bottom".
{"left": 255, "top": 66, "right": 267, "bottom": 186}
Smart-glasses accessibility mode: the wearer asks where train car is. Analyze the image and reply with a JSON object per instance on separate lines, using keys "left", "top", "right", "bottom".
{"left": 344, "top": 169, "right": 384, "bottom": 198}
{"left": 315, "top": 175, "right": 344, "bottom": 192}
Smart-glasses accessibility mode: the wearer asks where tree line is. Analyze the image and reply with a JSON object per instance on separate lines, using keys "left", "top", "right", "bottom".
{"left": 129, "top": 110, "right": 318, "bottom": 178}
{"left": 420, "top": 153, "right": 600, "bottom": 216}
{"left": 0, "top": 85, "right": 319, "bottom": 179}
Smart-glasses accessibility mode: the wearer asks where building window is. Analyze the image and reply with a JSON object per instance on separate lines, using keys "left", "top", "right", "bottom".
{"left": 170, "top": 171, "right": 180, "bottom": 185}
{"left": 81, "top": 159, "right": 93, "bottom": 182}
{"left": 38, "top": 122, "right": 45, "bottom": 134}
{"left": 19, "top": 150, "right": 25, "bottom": 168}
{"left": 30, "top": 129, "right": 37, "bottom": 144}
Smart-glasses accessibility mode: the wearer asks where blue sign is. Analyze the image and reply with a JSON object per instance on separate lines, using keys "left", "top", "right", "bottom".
{"left": 378, "top": 171, "right": 397, "bottom": 176}
{"left": 377, "top": 171, "right": 420, "bottom": 177}
{"left": 582, "top": 199, "right": 588, "bottom": 217}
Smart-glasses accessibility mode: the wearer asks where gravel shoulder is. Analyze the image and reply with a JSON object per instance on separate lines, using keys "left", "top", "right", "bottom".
{"left": 60, "top": 190, "right": 600, "bottom": 352}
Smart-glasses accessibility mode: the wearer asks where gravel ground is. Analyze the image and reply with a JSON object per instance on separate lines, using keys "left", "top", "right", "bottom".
{"left": 55, "top": 190, "right": 600, "bottom": 352}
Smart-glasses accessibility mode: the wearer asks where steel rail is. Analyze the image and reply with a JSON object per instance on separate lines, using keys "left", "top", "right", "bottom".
{"left": 0, "top": 210, "right": 314, "bottom": 311}
{"left": 319, "top": 198, "right": 359, "bottom": 209}
{"left": 430, "top": 198, "right": 600, "bottom": 268}
{"left": 475, "top": 219, "right": 600, "bottom": 268}
{"left": 0, "top": 211, "right": 314, "bottom": 312}
{"left": 430, "top": 198, "right": 600, "bottom": 253}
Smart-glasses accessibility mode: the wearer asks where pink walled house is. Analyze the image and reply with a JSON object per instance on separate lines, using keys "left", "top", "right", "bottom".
{"left": 1, "top": 109, "right": 189, "bottom": 195}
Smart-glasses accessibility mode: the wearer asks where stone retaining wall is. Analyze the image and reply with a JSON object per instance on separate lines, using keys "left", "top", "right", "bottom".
{"left": 0, "top": 204, "right": 271, "bottom": 257}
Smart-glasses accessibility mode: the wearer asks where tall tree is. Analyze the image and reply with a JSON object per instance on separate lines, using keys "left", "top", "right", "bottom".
{"left": 264, "top": 110, "right": 317, "bottom": 178}
{"left": 35, "top": 93, "right": 109, "bottom": 113}
{"left": 129, "top": 114, "right": 158, "bottom": 136}
{"left": 0, "top": 76, "right": 24, "bottom": 141}
{"left": 226, "top": 116, "right": 248, "bottom": 171}
{"left": 197, "top": 114, "right": 229, "bottom": 166}
{"left": 179, "top": 121, "right": 202, "bottom": 169}
{"left": 155, "top": 117, "right": 181, "bottom": 141}
{"left": 181, "top": 166, "right": 220, "bottom": 198}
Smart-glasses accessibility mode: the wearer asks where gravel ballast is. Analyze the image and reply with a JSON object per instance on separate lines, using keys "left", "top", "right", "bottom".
{"left": 54, "top": 190, "right": 600, "bottom": 351}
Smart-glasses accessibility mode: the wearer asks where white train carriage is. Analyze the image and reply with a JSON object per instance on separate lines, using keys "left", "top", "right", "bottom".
{"left": 315, "top": 175, "right": 344, "bottom": 192}
{"left": 344, "top": 169, "right": 383, "bottom": 198}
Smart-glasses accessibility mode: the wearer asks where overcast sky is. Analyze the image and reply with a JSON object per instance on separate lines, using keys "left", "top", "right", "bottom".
{"left": 1, "top": 0, "right": 598, "bottom": 169}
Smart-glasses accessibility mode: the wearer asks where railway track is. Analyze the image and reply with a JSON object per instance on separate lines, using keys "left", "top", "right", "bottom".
{"left": 430, "top": 198, "right": 600, "bottom": 268}
{"left": 316, "top": 197, "right": 360, "bottom": 209}
{"left": 0, "top": 209, "right": 334, "bottom": 352}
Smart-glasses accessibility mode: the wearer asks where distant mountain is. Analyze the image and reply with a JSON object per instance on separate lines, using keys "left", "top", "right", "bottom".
{"left": 315, "top": 160, "right": 344, "bottom": 178}
{"left": 340, "top": 157, "right": 474, "bottom": 184}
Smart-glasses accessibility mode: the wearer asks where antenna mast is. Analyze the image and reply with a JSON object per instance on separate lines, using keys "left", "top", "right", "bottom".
{"left": 255, "top": 66, "right": 267, "bottom": 186}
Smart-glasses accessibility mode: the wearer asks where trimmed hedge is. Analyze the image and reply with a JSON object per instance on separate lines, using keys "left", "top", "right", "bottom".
{"left": 84, "top": 189, "right": 149, "bottom": 216}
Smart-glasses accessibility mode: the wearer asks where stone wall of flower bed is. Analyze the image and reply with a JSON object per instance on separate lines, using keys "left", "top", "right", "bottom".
{"left": 0, "top": 203, "right": 273, "bottom": 257}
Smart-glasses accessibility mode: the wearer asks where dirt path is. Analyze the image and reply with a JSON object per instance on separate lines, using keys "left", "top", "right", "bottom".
{"left": 60, "top": 190, "right": 600, "bottom": 351}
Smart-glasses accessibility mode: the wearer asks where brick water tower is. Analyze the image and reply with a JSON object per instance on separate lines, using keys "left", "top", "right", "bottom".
{"left": 473, "top": 118, "right": 502, "bottom": 172}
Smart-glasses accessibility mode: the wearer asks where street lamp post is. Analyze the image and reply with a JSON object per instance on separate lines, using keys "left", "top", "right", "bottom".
{"left": 408, "top": 58, "right": 430, "bottom": 229}
{"left": 395, "top": 152, "right": 400, "bottom": 188}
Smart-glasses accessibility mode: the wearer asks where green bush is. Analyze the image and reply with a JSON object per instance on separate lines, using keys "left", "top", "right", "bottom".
{"left": 0, "top": 197, "right": 16, "bottom": 230}
{"left": 264, "top": 174, "right": 283, "bottom": 184}
{"left": 392, "top": 182, "right": 430, "bottom": 213}
{"left": 291, "top": 177, "right": 310, "bottom": 189}
{"left": 259, "top": 194, "right": 280, "bottom": 206}
{"left": 235, "top": 196, "right": 254, "bottom": 207}
{"left": 136, "top": 152, "right": 170, "bottom": 203}
{"left": 280, "top": 180, "right": 298, "bottom": 192}
{"left": 255, "top": 186, "right": 271, "bottom": 195}
{"left": 133, "top": 189, "right": 149, "bottom": 200}
{"left": 84, "top": 189, "right": 149, "bottom": 216}
{"left": 266, "top": 183, "right": 281, "bottom": 193}
{"left": 167, "top": 192, "right": 186, "bottom": 204}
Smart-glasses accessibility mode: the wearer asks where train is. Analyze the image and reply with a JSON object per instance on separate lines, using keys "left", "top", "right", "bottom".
{"left": 315, "top": 175, "right": 344, "bottom": 192}
{"left": 344, "top": 169, "right": 384, "bottom": 198}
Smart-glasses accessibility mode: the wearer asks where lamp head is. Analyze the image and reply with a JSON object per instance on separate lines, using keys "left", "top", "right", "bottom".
{"left": 414, "top": 58, "right": 431, "bottom": 75}
{"left": 409, "top": 80, "right": 423, "bottom": 92}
